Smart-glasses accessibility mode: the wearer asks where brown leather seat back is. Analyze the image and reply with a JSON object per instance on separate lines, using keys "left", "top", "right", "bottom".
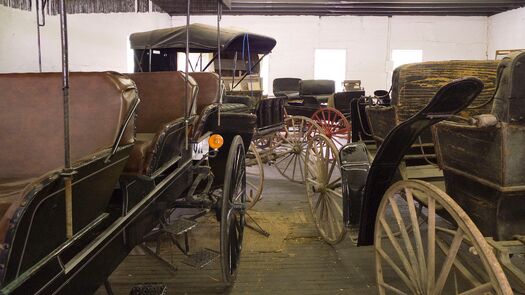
{"left": 128, "top": 72, "right": 192, "bottom": 133}
{"left": 0, "top": 72, "right": 138, "bottom": 180}
{"left": 190, "top": 72, "right": 220, "bottom": 115}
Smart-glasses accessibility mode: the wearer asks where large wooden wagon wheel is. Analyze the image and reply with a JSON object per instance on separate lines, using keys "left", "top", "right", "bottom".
{"left": 311, "top": 107, "right": 351, "bottom": 148}
{"left": 375, "top": 180, "right": 512, "bottom": 295}
{"left": 220, "top": 135, "right": 246, "bottom": 286}
{"left": 273, "top": 116, "right": 322, "bottom": 183}
{"left": 305, "top": 134, "right": 345, "bottom": 244}
{"left": 245, "top": 142, "right": 264, "bottom": 209}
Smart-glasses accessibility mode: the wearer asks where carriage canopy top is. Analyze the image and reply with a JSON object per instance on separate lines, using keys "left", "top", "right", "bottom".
{"left": 129, "top": 23, "right": 277, "bottom": 54}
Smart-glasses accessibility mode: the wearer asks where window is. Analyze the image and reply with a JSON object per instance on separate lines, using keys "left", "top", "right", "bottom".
{"left": 260, "top": 56, "right": 270, "bottom": 95}
{"left": 314, "top": 49, "right": 346, "bottom": 92}
{"left": 392, "top": 49, "right": 423, "bottom": 70}
{"left": 177, "top": 53, "right": 212, "bottom": 72}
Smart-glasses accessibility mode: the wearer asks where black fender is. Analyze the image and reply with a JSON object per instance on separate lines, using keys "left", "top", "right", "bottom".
{"left": 355, "top": 77, "right": 484, "bottom": 246}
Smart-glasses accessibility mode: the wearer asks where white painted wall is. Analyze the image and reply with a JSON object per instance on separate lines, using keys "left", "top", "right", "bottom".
{"left": 174, "top": 15, "right": 488, "bottom": 93}
{"left": 488, "top": 7, "right": 525, "bottom": 59}
{"left": 0, "top": 5, "right": 171, "bottom": 73}
{"left": 1, "top": 5, "right": 490, "bottom": 93}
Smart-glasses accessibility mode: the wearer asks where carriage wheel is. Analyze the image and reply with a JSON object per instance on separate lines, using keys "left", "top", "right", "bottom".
{"left": 311, "top": 107, "right": 351, "bottom": 148}
{"left": 305, "top": 134, "right": 345, "bottom": 244}
{"left": 220, "top": 135, "right": 246, "bottom": 286}
{"left": 273, "top": 116, "right": 322, "bottom": 183}
{"left": 245, "top": 142, "right": 264, "bottom": 209}
{"left": 375, "top": 180, "right": 512, "bottom": 295}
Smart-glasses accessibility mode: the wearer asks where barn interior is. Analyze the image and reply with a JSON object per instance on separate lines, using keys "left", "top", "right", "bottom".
{"left": 1, "top": 0, "right": 525, "bottom": 294}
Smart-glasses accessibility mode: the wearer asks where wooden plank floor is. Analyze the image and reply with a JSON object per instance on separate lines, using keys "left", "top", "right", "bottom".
{"left": 95, "top": 166, "right": 378, "bottom": 295}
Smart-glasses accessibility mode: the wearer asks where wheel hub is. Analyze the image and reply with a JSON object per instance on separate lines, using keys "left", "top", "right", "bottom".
{"left": 292, "top": 144, "right": 302, "bottom": 154}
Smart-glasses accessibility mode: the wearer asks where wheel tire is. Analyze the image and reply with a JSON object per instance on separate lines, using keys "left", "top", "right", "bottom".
{"left": 246, "top": 142, "right": 264, "bottom": 209}
{"left": 305, "top": 134, "right": 346, "bottom": 244}
{"left": 274, "top": 116, "right": 323, "bottom": 184}
{"left": 311, "top": 107, "right": 351, "bottom": 149}
{"left": 375, "top": 180, "right": 512, "bottom": 295}
{"left": 220, "top": 135, "right": 246, "bottom": 286}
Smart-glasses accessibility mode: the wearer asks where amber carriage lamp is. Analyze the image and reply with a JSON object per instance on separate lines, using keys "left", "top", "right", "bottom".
{"left": 209, "top": 134, "right": 224, "bottom": 150}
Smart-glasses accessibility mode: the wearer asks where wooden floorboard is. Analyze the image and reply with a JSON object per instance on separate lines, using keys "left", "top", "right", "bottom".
{"left": 95, "top": 166, "right": 377, "bottom": 295}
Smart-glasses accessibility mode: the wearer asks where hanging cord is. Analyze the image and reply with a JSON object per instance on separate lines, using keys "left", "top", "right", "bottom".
{"left": 242, "top": 33, "right": 254, "bottom": 97}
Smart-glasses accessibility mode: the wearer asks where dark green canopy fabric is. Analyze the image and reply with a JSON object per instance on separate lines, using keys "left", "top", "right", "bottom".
{"left": 129, "top": 23, "right": 276, "bottom": 54}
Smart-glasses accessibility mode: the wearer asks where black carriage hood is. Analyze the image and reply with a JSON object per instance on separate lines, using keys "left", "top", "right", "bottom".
{"left": 129, "top": 23, "right": 276, "bottom": 54}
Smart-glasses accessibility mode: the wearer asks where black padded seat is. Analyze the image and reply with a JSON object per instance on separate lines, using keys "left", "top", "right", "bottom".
{"left": 299, "top": 79, "right": 335, "bottom": 104}
{"left": 220, "top": 102, "right": 251, "bottom": 113}
{"left": 273, "top": 77, "right": 301, "bottom": 98}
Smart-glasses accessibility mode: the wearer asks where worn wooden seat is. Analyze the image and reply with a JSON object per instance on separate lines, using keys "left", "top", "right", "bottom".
{"left": 434, "top": 52, "right": 525, "bottom": 240}
{"left": 0, "top": 72, "right": 138, "bottom": 283}
{"left": 366, "top": 60, "right": 499, "bottom": 143}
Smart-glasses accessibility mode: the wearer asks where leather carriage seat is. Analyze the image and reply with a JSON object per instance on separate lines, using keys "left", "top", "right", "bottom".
{"left": 126, "top": 71, "right": 196, "bottom": 175}
{"left": 189, "top": 72, "right": 220, "bottom": 115}
{"left": 299, "top": 79, "right": 335, "bottom": 104}
{"left": 273, "top": 77, "right": 301, "bottom": 98}
{"left": 0, "top": 71, "right": 137, "bottom": 222}
{"left": 189, "top": 72, "right": 252, "bottom": 114}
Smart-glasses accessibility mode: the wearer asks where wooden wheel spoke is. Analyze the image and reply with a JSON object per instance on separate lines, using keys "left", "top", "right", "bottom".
{"left": 325, "top": 189, "right": 343, "bottom": 217}
{"left": 388, "top": 196, "right": 423, "bottom": 292}
{"left": 458, "top": 282, "right": 493, "bottom": 295}
{"left": 427, "top": 197, "right": 436, "bottom": 294}
{"left": 379, "top": 218, "right": 420, "bottom": 289}
{"left": 405, "top": 188, "right": 427, "bottom": 284}
{"left": 435, "top": 236, "right": 483, "bottom": 288}
{"left": 327, "top": 177, "right": 342, "bottom": 189}
{"left": 434, "top": 228, "right": 465, "bottom": 294}
{"left": 376, "top": 247, "right": 418, "bottom": 294}
{"left": 375, "top": 181, "right": 511, "bottom": 295}
{"left": 379, "top": 282, "right": 409, "bottom": 295}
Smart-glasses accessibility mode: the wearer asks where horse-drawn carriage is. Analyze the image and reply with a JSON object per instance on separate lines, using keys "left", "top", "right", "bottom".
{"left": 306, "top": 52, "right": 525, "bottom": 293}
{"left": 0, "top": 0, "right": 256, "bottom": 293}
{"left": 269, "top": 78, "right": 363, "bottom": 184}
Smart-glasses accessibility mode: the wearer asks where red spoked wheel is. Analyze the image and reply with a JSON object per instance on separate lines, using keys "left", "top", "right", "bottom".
{"left": 311, "top": 107, "right": 351, "bottom": 148}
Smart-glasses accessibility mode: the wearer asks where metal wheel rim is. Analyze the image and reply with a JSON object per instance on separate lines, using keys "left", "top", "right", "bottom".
{"left": 221, "top": 137, "right": 246, "bottom": 286}
{"left": 311, "top": 107, "right": 351, "bottom": 149}
{"left": 374, "top": 180, "right": 512, "bottom": 295}
{"left": 246, "top": 142, "right": 264, "bottom": 209}
{"left": 305, "top": 134, "right": 346, "bottom": 244}
{"left": 274, "top": 116, "right": 323, "bottom": 184}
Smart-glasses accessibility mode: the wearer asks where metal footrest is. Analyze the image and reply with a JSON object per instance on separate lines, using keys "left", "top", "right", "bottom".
{"left": 164, "top": 218, "right": 197, "bottom": 236}
{"left": 129, "top": 283, "right": 167, "bottom": 295}
{"left": 182, "top": 248, "right": 219, "bottom": 268}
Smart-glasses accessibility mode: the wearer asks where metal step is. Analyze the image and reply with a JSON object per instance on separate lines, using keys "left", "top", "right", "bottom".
{"left": 164, "top": 218, "right": 197, "bottom": 236}
{"left": 129, "top": 283, "right": 167, "bottom": 295}
{"left": 182, "top": 248, "right": 220, "bottom": 269}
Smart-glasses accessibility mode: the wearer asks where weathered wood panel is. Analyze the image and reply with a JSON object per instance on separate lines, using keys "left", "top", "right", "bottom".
{"left": 392, "top": 60, "right": 499, "bottom": 122}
